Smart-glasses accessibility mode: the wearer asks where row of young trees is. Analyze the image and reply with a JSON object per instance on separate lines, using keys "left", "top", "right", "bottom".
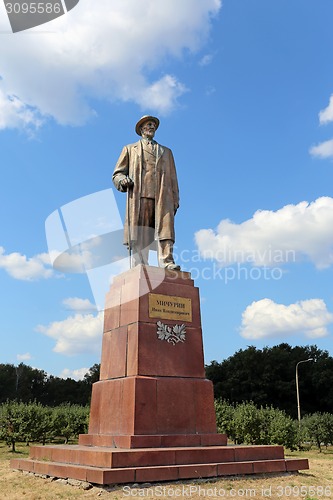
{"left": 206, "top": 343, "right": 333, "bottom": 418}
{"left": 0, "top": 401, "right": 89, "bottom": 452}
{"left": 2, "top": 342, "right": 333, "bottom": 431}
{"left": 2, "top": 399, "right": 332, "bottom": 453}
{"left": 215, "top": 400, "right": 333, "bottom": 451}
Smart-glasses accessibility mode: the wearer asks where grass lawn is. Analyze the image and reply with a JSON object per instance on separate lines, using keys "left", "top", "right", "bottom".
{"left": 1, "top": 442, "right": 333, "bottom": 499}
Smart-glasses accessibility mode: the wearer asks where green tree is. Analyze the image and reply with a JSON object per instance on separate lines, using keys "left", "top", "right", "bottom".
{"left": 19, "top": 402, "right": 56, "bottom": 445}
{"left": 53, "top": 404, "right": 89, "bottom": 443}
{"left": 214, "top": 399, "right": 236, "bottom": 442}
{"left": 206, "top": 344, "right": 333, "bottom": 417}
{"left": 0, "top": 401, "right": 28, "bottom": 452}
{"left": 0, "top": 364, "right": 17, "bottom": 402}
{"left": 0, "top": 362, "right": 99, "bottom": 406}
{"left": 214, "top": 400, "right": 299, "bottom": 450}
{"left": 302, "top": 412, "right": 333, "bottom": 451}
{"left": 83, "top": 363, "right": 100, "bottom": 385}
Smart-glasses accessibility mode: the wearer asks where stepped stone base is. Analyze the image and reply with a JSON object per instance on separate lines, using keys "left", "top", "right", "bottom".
{"left": 11, "top": 444, "right": 309, "bottom": 485}
{"left": 10, "top": 266, "right": 309, "bottom": 484}
{"left": 79, "top": 432, "right": 227, "bottom": 448}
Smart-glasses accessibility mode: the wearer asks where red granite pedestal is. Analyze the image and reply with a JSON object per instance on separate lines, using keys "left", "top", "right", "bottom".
{"left": 11, "top": 266, "right": 309, "bottom": 485}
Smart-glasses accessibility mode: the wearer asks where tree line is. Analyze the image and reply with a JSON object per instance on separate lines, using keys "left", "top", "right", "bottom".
{"left": 205, "top": 343, "right": 333, "bottom": 418}
{"left": 0, "top": 363, "right": 100, "bottom": 406}
{"left": 2, "top": 343, "right": 333, "bottom": 417}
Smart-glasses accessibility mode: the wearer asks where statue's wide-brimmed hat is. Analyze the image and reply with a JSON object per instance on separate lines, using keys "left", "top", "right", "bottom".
{"left": 135, "top": 115, "right": 160, "bottom": 136}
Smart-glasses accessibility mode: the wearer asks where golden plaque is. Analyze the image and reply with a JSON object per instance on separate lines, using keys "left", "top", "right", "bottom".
{"left": 149, "top": 293, "right": 192, "bottom": 322}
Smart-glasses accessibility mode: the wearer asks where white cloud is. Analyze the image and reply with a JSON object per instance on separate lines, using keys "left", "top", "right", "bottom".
{"left": 17, "top": 352, "right": 32, "bottom": 361}
{"left": 138, "top": 75, "right": 188, "bottom": 115}
{"left": 310, "top": 138, "right": 333, "bottom": 159}
{"left": 63, "top": 297, "right": 97, "bottom": 312}
{"left": 59, "top": 367, "right": 90, "bottom": 381}
{"left": 240, "top": 298, "right": 333, "bottom": 340}
{"left": 0, "top": 87, "right": 43, "bottom": 131}
{"left": 199, "top": 54, "right": 214, "bottom": 66}
{"left": 205, "top": 85, "right": 216, "bottom": 96}
{"left": 195, "top": 197, "right": 333, "bottom": 269}
{"left": 0, "top": 0, "right": 221, "bottom": 130}
{"left": 309, "top": 95, "right": 333, "bottom": 160}
{"left": 0, "top": 246, "right": 54, "bottom": 280}
{"left": 36, "top": 312, "right": 104, "bottom": 356}
{"left": 319, "top": 95, "right": 333, "bottom": 125}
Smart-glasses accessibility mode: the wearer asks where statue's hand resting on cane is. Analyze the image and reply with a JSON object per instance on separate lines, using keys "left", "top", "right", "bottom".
{"left": 118, "top": 177, "right": 134, "bottom": 192}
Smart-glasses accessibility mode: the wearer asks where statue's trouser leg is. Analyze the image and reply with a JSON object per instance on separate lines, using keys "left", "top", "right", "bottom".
{"left": 157, "top": 239, "right": 176, "bottom": 267}
{"left": 132, "top": 198, "right": 155, "bottom": 266}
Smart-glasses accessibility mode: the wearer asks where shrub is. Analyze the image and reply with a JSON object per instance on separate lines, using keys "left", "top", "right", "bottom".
{"left": 214, "top": 400, "right": 299, "bottom": 449}
{"left": 302, "top": 412, "right": 333, "bottom": 451}
{"left": 53, "top": 404, "right": 89, "bottom": 444}
{"left": 0, "top": 401, "right": 28, "bottom": 452}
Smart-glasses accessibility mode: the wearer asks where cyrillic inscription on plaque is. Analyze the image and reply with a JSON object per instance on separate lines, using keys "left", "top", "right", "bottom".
{"left": 149, "top": 293, "right": 192, "bottom": 322}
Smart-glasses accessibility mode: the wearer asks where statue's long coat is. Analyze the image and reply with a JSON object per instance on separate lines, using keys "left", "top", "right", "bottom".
{"left": 112, "top": 140, "right": 179, "bottom": 245}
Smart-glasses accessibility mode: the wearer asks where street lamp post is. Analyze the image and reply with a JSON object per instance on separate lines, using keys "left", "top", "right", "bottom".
{"left": 296, "top": 358, "right": 313, "bottom": 422}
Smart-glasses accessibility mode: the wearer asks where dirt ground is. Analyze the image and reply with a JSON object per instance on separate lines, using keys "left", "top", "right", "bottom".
{"left": 1, "top": 445, "right": 333, "bottom": 500}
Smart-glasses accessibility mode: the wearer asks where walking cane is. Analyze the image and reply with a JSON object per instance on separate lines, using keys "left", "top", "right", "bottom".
{"left": 126, "top": 177, "right": 132, "bottom": 269}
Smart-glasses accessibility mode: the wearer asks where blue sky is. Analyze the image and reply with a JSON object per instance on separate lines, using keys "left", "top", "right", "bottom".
{"left": 1, "top": 0, "right": 333, "bottom": 379}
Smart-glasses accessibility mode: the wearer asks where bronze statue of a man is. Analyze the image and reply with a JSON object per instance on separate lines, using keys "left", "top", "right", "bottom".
{"left": 113, "top": 116, "right": 180, "bottom": 270}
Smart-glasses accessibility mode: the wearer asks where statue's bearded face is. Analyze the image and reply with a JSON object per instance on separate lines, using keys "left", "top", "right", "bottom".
{"left": 141, "top": 120, "right": 157, "bottom": 139}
